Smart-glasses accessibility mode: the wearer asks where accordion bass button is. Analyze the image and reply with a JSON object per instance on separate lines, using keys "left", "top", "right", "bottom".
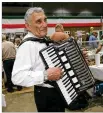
{"left": 58, "top": 51, "right": 64, "bottom": 55}
{"left": 75, "top": 84, "right": 81, "bottom": 88}
{"left": 65, "top": 47, "right": 68, "bottom": 51}
{"left": 81, "top": 80, "right": 86, "bottom": 85}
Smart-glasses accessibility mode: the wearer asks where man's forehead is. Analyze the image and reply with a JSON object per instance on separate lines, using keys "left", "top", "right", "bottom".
{"left": 33, "top": 12, "right": 47, "bottom": 20}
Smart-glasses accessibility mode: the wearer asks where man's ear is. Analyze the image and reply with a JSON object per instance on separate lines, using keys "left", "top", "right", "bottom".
{"left": 25, "top": 23, "right": 31, "bottom": 31}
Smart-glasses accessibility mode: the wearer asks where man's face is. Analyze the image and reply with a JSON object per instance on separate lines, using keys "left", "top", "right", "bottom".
{"left": 26, "top": 12, "right": 47, "bottom": 38}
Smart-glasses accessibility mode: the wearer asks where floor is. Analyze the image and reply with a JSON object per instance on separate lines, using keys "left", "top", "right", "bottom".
{"left": 2, "top": 86, "right": 103, "bottom": 112}
{"left": 2, "top": 86, "right": 37, "bottom": 112}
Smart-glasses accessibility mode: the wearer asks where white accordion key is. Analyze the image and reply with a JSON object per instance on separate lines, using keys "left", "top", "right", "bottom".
{"left": 59, "top": 51, "right": 64, "bottom": 55}
{"left": 61, "top": 56, "right": 67, "bottom": 62}
{"left": 65, "top": 63, "right": 71, "bottom": 69}
{"left": 42, "top": 52, "right": 49, "bottom": 59}
{"left": 49, "top": 51, "right": 55, "bottom": 56}
{"left": 75, "top": 84, "right": 81, "bottom": 88}
{"left": 50, "top": 54, "right": 57, "bottom": 59}
{"left": 45, "top": 57, "right": 52, "bottom": 65}
{"left": 47, "top": 48, "right": 54, "bottom": 53}
{"left": 49, "top": 63, "right": 54, "bottom": 68}
{"left": 68, "top": 70, "right": 74, "bottom": 76}
{"left": 72, "top": 77, "right": 78, "bottom": 83}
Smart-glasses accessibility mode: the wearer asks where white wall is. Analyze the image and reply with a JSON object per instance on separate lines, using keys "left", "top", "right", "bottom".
{"left": 47, "top": 27, "right": 55, "bottom": 36}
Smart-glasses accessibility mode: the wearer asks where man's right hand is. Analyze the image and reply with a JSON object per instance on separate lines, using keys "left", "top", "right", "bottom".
{"left": 46, "top": 67, "right": 63, "bottom": 81}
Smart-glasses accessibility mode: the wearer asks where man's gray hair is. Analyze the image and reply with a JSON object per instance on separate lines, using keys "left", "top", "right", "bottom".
{"left": 24, "top": 7, "right": 44, "bottom": 22}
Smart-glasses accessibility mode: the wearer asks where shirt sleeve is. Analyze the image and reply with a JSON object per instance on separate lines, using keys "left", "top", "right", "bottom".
{"left": 12, "top": 41, "right": 44, "bottom": 87}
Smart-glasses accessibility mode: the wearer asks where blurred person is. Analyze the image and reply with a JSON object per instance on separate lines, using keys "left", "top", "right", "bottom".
{"left": 55, "top": 23, "right": 69, "bottom": 37}
{"left": 50, "top": 32, "right": 68, "bottom": 42}
{"left": 10, "top": 33, "right": 15, "bottom": 43}
{"left": 2, "top": 34, "right": 22, "bottom": 92}
{"left": 68, "top": 32, "right": 74, "bottom": 39}
{"left": 14, "top": 37, "right": 22, "bottom": 50}
{"left": 96, "top": 34, "right": 103, "bottom": 63}
{"left": 55, "top": 23, "right": 64, "bottom": 32}
{"left": 86, "top": 33, "right": 90, "bottom": 41}
{"left": 89, "top": 31, "right": 98, "bottom": 49}
{"left": 90, "top": 27, "right": 94, "bottom": 35}
{"left": 50, "top": 23, "right": 69, "bottom": 41}
{"left": 85, "top": 32, "right": 90, "bottom": 46}
{"left": 12, "top": 7, "right": 89, "bottom": 112}
{"left": 77, "top": 34, "right": 82, "bottom": 48}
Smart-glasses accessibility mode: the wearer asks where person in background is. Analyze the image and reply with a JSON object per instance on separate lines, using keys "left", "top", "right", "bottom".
{"left": 86, "top": 33, "right": 90, "bottom": 41}
{"left": 89, "top": 27, "right": 94, "bottom": 35}
{"left": 89, "top": 31, "right": 98, "bottom": 49}
{"left": 96, "top": 34, "right": 103, "bottom": 63}
{"left": 14, "top": 36, "right": 22, "bottom": 50}
{"left": 85, "top": 32, "right": 90, "bottom": 46}
{"left": 50, "top": 23, "right": 69, "bottom": 41}
{"left": 50, "top": 32, "right": 68, "bottom": 42}
{"left": 55, "top": 23, "right": 64, "bottom": 32}
{"left": 2, "top": 34, "right": 22, "bottom": 92}
{"left": 55, "top": 24, "right": 69, "bottom": 36}
{"left": 77, "top": 34, "right": 82, "bottom": 49}
{"left": 12, "top": 7, "right": 88, "bottom": 112}
{"left": 68, "top": 32, "right": 74, "bottom": 39}
{"left": 10, "top": 33, "right": 15, "bottom": 43}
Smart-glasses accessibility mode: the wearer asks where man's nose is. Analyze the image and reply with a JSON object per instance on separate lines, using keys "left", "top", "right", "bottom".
{"left": 42, "top": 21, "right": 47, "bottom": 27}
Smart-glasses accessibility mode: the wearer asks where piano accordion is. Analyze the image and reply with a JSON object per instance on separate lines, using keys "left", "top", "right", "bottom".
{"left": 39, "top": 38, "right": 95, "bottom": 106}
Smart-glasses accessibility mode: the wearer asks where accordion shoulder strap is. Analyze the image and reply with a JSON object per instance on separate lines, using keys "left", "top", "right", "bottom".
{"left": 19, "top": 37, "right": 54, "bottom": 47}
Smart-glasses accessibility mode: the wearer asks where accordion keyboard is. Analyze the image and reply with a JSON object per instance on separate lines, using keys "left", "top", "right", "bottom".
{"left": 39, "top": 38, "right": 95, "bottom": 106}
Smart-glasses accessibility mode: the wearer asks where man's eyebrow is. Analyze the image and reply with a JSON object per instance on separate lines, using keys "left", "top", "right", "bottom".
{"left": 35, "top": 18, "right": 42, "bottom": 23}
{"left": 36, "top": 18, "right": 47, "bottom": 23}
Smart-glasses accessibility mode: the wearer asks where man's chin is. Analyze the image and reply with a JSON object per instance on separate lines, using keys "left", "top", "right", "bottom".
{"left": 41, "top": 33, "right": 47, "bottom": 37}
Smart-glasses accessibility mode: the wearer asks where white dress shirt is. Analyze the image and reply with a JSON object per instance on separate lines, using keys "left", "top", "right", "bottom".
{"left": 12, "top": 32, "right": 53, "bottom": 88}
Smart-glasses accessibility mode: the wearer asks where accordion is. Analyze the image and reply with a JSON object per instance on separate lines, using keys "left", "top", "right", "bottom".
{"left": 39, "top": 38, "right": 95, "bottom": 106}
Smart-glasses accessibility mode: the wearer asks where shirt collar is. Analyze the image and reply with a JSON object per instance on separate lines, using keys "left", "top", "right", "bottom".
{"left": 23, "top": 32, "right": 45, "bottom": 40}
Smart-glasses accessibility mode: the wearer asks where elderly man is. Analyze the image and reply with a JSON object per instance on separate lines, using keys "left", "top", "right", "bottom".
{"left": 12, "top": 7, "right": 64, "bottom": 112}
{"left": 12, "top": 7, "right": 88, "bottom": 112}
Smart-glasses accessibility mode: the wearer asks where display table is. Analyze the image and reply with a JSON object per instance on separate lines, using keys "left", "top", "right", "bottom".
{"left": 87, "top": 50, "right": 95, "bottom": 60}
{"left": 89, "top": 64, "right": 103, "bottom": 81}
{"left": 99, "top": 51, "right": 103, "bottom": 56}
{"left": 87, "top": 50, "right": 103, "bottom": 60}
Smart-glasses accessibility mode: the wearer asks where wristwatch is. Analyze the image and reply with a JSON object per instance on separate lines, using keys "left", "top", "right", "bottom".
{"left": 43, "top": 70, "right": 48, "bottom": 81}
